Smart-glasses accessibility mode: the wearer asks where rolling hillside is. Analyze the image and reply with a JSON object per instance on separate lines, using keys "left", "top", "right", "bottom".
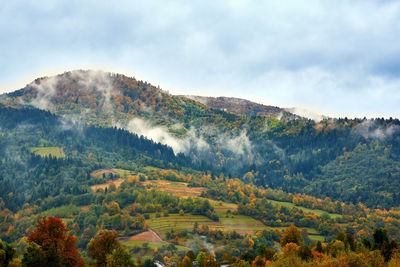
{"left": 0, "top": 75, "right": 400, "bottom": 265}
{"left": 1, "top": 70, "right": 400, "bottom": 209}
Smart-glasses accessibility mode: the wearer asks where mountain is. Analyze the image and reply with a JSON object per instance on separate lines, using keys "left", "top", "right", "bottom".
{"left": 1, "top": 70, "right": 400, "bottom": 265}
{"left": 3, "top": 70, "right": 249, "bottom": 131}
{"left": 1, "top": 70, "right": 400, "bottom": 209}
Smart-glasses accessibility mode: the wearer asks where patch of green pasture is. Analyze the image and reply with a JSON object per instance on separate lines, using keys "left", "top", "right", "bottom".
{"left": 30, "top": 147, "right": 64, "bottom": 158}
{"left": 112, "top": 168, "right": 133, "bottom": 177}
{"left": 148, "top": 212, "right": 269, "bottom": 237}
{"left": 304, "top": 228, "right": 319, "bottom": 234}
{"left": 206, "top": 199, "right": 237, "bottom": 212}
{"left": 122, "top": 240, "right": 188, "bottom": 252}
{"left": 148, "top": 213, "right": 210, "bottom": 233}
{"left": 41, "top": 204, "right": 80, "bottom": 218}
{"left": 219, "top": 214, "right": 265, "bottom": 226}
{"left": 267, "top": 199, "right": 342, "bottom": 219}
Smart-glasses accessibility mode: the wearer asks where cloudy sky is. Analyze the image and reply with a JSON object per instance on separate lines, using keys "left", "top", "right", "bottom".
{"left": 1, "top": 0, "right": 400, "bottom": 118}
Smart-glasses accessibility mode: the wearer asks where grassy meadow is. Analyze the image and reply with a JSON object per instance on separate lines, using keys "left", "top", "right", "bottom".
{"left": 30, "top": 146, "right": 65, "bottom": 158}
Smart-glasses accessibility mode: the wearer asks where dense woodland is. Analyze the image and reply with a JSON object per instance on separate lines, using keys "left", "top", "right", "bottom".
{"left": 2, "top": 216, "right": 400, "bottom": 266}
{"left": 0, "top": 70, "right": 400, "bottom": 266}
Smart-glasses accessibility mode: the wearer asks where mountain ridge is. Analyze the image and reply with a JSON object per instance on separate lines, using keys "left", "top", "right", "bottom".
{"left": 181, "top": 95, "right": 303, "bottom": 121}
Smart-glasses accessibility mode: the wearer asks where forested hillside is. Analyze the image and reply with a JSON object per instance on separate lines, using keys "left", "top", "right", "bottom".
{"left": 2, "top": 70, "right": 399, "bottom": 209}
{"left": 0, "top": 105, "right": 191, "bottom": 212}
{"left": 0, "top": 71, "right": 400, "bottom": 265}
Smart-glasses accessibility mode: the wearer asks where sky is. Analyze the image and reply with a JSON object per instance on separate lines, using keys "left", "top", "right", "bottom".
{"left": 1, "top": 0, "right": 400, "bottom": 119}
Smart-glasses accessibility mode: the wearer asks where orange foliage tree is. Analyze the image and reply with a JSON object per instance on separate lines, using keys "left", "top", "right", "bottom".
{"left": 27, "top": 216, "right": 84, "bottom": 267}
{"left": 87, "top": 229, "right": 120, "bottom": 266}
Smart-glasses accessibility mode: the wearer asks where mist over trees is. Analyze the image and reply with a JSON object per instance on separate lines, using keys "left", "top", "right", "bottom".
{"left": 1, "top": 71, "right": 400, "bottom": 266}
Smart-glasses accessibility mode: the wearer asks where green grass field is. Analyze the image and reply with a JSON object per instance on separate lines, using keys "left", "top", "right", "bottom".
{"left": 267, "top": 199, "right": 342, "bottom": 219}
{"left": 41, "top": 204, "right": 80, "bottom": 218}
{"left": 206, "top": 199, "right": 238, "bottom": 213}
{"left": 148, "top": 212, "right": 269, "bottom": 238}
{"left": 305, "top": 228, "right": 319, "bottom": 234}
{"left": 112, "top": 168, "right": 133, "bottom": 178}
{"left": 30, "top": 147, "right": 65, "bottom": 158}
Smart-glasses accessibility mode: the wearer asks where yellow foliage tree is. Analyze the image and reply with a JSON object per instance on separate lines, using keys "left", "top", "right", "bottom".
{"left": 280, "top": 225, "right": 303, "bottom": 247}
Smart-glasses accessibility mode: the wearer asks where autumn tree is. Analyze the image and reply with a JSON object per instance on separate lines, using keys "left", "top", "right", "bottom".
{"left": 26, "top": 216, "right": 84, "bottom": 267}
{"left": 88, "top": 229, "right": 120, "bottom": 266}
{"left": 280, "top": 225, "right": 303, "bottom": 247}
{"left": 251, "top": 256, "right": 266, "bottom": 267}
{"left": 178, "top": 256, "right": 193, "bottom": 267}
{"left": 201, "top": 254, "right": 219, "bottom": 267}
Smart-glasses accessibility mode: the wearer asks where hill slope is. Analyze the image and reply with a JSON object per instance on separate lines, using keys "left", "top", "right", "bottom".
{"left": 1, "top": 70, "right": 400, "bottom": 209}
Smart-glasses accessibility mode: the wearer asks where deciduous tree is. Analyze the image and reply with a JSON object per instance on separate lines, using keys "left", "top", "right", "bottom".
{"left": 26, "top": 216, "right": 84, "bottom": 267}
{"left": 88, "top": 229, "right": 120, "bottom": 266}
{"left": 280, "top": 225, "right": 303, "bottom": 247}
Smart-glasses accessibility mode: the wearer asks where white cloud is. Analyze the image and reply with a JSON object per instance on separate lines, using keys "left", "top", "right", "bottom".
{"left": 30, "top": 76, "right": 59, "bottom": 110}
{"left": 125, "top": 117, "right": 257, "bottom": 168}
{"left": 285, "top": 107, "right": 325, "bottom": 122}
{"left": 217, "top": 130, "right": 253, "bottom": 160}
{"left": 126, "top": 118, "right": 210, "bottom": 154}
{"left": 127, "top": 118, "right": 186, "bottom": 153}
{"left": 354, "top": 120, "right": 400, "bottom": 140}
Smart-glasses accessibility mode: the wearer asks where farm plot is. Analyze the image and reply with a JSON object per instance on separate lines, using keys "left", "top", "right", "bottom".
{"left": 148, "top": 212, "right": 269, "bottom": 237}
{"left": 142, "top": 180, "right": 207, "bottom": 197}
{"left": 120, "top": 230, "right": 163, "bottom": 243}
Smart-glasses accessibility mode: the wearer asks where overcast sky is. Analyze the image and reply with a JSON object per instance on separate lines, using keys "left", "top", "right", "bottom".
{"left": 1, "top": 0, "right": 400, "bottom": 118}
